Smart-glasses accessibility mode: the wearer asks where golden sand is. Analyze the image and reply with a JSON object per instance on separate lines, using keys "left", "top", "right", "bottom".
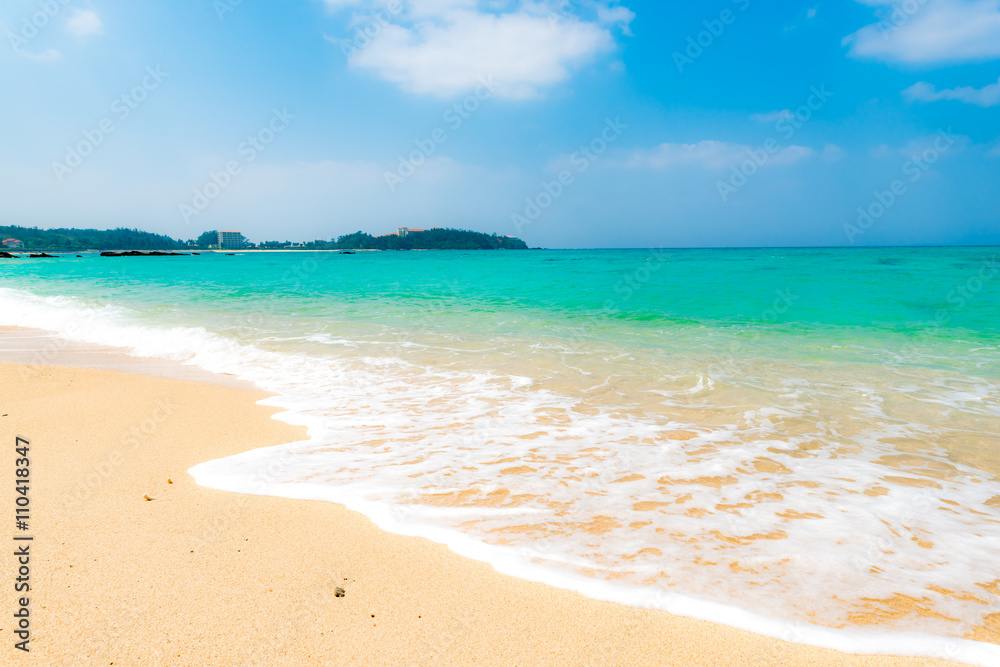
{"left": 0, "top": 361, "right": 963, "bottom": 666}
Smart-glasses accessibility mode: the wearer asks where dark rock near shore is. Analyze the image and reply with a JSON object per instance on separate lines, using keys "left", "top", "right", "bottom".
{"left": 0, "top": 252, "right": 16, "bottom": 258}
{"left": 28, "top": 253, "right": 57, "bottom": 258}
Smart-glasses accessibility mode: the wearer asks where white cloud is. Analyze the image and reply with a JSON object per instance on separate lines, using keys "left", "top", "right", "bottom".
{"left": 867, "top": 134, "right": 967, "bottom": 160}
{"left": 597, "top": 5, "right": 636, "bottom": 36}
{"left": 625, "top": 140, "right": 814, "bottom": 170}
{"left": 897, "top": 131, "right": 967, "bottom": 158}
{"left": 988, "top": 141, "right": 1000, "bottom": 157}
{"left": 407, "top": 0, "right": 479, "bottom": 18}
{"left": 330, "top": 1, "right": 625, "bottom": 99}
{"left": 903, "top": 77, "right": 1000, "bottom": 106}
{"left": 822, "top": 143, "right": 847, "bottom": 161}
{"left": 768, "top": 145, "right": 815, "bottom": 165}
{"left": 66, "top": 9, "right": 103, "bottom": 36}
{"left": 844, "top": 0, "right": 1000, "bottom": 64}
{"left": 14, "top": 48, "right": 62, "bottom": 62}
{"left": 750, "top": 109, "right": 793, "bottom": 123}
{"left": 870, "top": 143, "right": 893, "bottom": 159}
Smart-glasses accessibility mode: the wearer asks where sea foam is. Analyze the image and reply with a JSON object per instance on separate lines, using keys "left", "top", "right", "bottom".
{"left": 1, "top": 286, "right": 998, "bottom": 666}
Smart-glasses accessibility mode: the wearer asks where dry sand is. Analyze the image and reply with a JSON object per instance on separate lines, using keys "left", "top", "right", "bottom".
{"left": 0, "top": 361, "right": 962, "bottom": 666}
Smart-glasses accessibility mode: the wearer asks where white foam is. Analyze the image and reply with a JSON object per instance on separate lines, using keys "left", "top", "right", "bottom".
{"left": 1, "top": 286, "right": 999, "bottom": 665}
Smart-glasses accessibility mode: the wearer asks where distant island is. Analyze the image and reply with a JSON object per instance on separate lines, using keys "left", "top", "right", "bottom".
{"left": 0, "top": 226, "right": 185, "bottom": 252}
{"left": 327, "top": 228, "right": 528, "bottom": 251}
{"left": 0, "top": 225, "right": 527, "bottom": 252}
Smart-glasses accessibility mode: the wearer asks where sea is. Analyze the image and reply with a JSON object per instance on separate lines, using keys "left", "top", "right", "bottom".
{"left": 2, "top": 247, "right": 998, "bottom": 664}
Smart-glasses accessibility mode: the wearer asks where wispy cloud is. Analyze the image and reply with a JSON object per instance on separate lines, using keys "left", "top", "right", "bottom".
{"left": 822, "top": 143, "right": 846, "bottom": 161}
{"left": 66, "top": 9, "right": 104, "bottom": 36}
{"left": 897, "top": 130, "right": 967, "bottom": 158}
{"left": 625, "top": 140, "right": 814, "bottom": 170}
{"left": 750, "top": 109, "right": 793, "bottom": 123}
{"left": 903, "top": 77, "right": 1000, "bottom": 107}
{"left": 597, "top": 5, "right": 636, "bottom": 36}
{"left": 14, "top": 48, "right": 62, "bottom": 62}
{"left": 844, "top": 0, "right": 1000, "bottom": 64}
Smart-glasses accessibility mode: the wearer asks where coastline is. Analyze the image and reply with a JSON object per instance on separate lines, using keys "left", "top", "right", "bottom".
{"left": 0, "top": 359, "right": 964, "bottom": 666}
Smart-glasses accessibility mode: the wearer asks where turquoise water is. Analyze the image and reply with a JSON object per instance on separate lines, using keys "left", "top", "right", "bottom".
{"left": 2, "top": 247, "right": 999, "bottom": 661}
{"left": 4, "top": 247, "right": 999, "bottom": 333}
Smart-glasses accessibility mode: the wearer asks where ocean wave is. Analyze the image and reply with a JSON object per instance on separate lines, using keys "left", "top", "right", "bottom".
{"left": 1, "top": 286, "right": 998, "bottom": 665}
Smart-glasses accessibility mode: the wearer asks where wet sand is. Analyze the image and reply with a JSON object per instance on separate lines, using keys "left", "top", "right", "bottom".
{"left": 0, "top": 360, "right": 962, "bottom": 666}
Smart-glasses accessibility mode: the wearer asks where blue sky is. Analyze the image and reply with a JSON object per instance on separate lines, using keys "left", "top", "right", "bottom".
{"left": 1, "top": 0, "right": 998, "bottom": 248}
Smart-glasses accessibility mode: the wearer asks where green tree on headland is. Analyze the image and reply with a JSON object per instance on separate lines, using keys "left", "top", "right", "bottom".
{"left": 0, "top": 226, "right": 184, "bottom": 251}
{"left": 196, "top": 230, "right": 219, "bottom": 248}
{"left": 0, "top": 225, "right": 528, "bottom": 252}
{"left": 332, "top": 228, "right": 527, "bottom": 250}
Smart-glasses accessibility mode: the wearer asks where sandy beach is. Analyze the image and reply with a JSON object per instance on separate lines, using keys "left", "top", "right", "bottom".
{"left": 5, "top": 0, "right": 999, "bottom": 659}
{"left": 0, "top": 359, "right": 964, "bottom": 666}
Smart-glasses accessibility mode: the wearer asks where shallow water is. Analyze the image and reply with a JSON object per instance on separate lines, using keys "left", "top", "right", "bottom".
{"left": 2, "top": 247, "right": 998, "bottom": 662}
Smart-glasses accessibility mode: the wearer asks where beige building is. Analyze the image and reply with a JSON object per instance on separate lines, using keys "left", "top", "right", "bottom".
{"left": 218, "top": 231, "right": 244, "bottom": 250}
{"left": 396, "top": 227, "right": 426, "bottom": 237}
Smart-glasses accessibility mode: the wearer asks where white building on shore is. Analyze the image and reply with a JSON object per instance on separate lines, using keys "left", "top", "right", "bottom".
{"left": 218, "top": 231, "right": 245, "bottom": 250}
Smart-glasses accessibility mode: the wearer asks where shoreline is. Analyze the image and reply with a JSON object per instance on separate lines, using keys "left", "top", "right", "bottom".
{"left": 0, "top": 357, "right": 968, "bottom": 666}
